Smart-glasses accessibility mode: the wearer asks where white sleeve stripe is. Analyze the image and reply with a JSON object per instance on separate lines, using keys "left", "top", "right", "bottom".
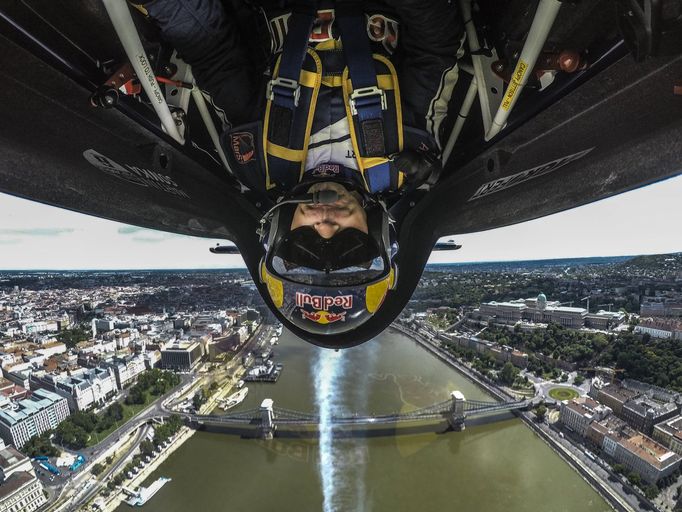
{"left": 425, "top": 34, "right": 467, "bottom": 150}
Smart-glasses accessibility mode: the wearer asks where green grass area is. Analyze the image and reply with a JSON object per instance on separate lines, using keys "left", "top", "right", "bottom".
{"left": 547, "top": 387, "right": 579, "bottom": 401}
{"left": 86, "top": 396, "right": 154, "bottom": 447}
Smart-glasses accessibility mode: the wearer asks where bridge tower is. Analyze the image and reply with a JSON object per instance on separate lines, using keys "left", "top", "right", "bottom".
{"left": 260, "top": 398, "right": 276, "bottom": 440}
{"left": 448, "top": 391, "right": 466, "bottom": 431}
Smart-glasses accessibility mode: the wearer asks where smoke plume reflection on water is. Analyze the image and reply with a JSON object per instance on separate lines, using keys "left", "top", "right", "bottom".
{"left": 313, "top": 350, "right": 354, "bottom": 512}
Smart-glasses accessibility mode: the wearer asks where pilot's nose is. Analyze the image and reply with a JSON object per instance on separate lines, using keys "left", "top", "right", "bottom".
{"left": 315, "top": 222, "right": 339, "bottom": 239}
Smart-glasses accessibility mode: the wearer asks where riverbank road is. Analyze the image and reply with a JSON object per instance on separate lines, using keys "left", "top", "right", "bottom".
{"left": 65, "top": 424, "right": 151, "bottom": 511}
{"left": 537, "top": 418, "right": 653, "bottom": 512}
{"left": 45, "top": 375, "right": 192, "bottom": 511}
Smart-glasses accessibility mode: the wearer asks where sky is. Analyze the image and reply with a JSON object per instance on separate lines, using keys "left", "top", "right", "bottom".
{"left": 0, "top": 174, "right": 681, "bottom": 270}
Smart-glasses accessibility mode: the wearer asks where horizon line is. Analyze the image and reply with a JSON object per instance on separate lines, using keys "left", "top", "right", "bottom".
{"left": 0, "top": 251, "right": 678, "bottom": 273}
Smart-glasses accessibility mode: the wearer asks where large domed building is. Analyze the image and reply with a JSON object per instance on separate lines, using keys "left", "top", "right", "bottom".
{"left": 478, "top": 293, "right": 625, "bottom": 330}
{"left": 537, "top": 293, "right": 547, "bottom": 311}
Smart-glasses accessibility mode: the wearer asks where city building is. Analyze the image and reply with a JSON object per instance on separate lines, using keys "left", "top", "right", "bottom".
{"left": 0, "top": 389, "right": 69, "bottom": 448}
{"left": 479, "top": 294, "right": 625, "bottom": 330}
{"left": 653, "top": 415, "right": 682, "bottom": 455}
{"left": 595, "top": 385, "right": 640, "bottom": 416}
{"left": 635, "top": 318, "right": 682, "bottom": 341}
{"left": 208, "top": 332, "right": 242, "bottom": 361}
{"left": 621, "top": 396, "right": 679, "bottom": 436}
{"left": 160, "top": 341, "right": 203, "bottom": 371}
{"left": 640, "top": 298, "right": 682, "bottom": 318}
{"left": 0, "top": 379, "right": 27, "bottom": 403}
{"left": 613, "top": 433, "right": 681, "bottom": 484}
{"left": 20, "top": 321, "right": 58, "bottom": 335}
{"left": 30, "top": 367, "right": 117, "bottom": 412}
{"left": 587, "top": 416, "right": 630, "bottom": 451}
{"left": 0, "top": 441, "right": 46, "bottom": 512}
{"left": 560, "top": 397, "right": 612, "bottom": 437}
{"left": 92, "top": 319, "right": 114, "bottom": 334}
{"left": 438, "top": 333, "right": 529, "bottom": 369}
{"left": 584, "top": 310, "right": 626, "bottom": 330}
{"left": 102, "top": 354, "right": 146, "bottom": 389}
{"left": 144, "top": 350, "right": 161, "bottom": 369}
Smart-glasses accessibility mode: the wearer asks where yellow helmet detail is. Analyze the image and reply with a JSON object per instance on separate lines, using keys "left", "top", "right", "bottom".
{"left": 260, "top": 262, "right": 284, "bottom": 308}
{"left": 365, "top": 270, "right": 393, "bottom": 314}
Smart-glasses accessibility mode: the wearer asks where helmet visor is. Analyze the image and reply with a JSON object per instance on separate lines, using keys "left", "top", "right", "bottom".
{"left": 268, "top": 226, "right": 387, "bottom": 286}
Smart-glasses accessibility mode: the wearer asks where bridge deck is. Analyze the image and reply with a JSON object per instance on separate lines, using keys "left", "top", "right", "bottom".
{"left": 188, "top": 399, "right": 528, "bottom": 428}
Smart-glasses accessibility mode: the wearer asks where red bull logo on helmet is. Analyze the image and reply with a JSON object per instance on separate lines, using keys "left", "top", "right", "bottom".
{"left": 295, "top": 292, "right": 353, "bottom": 310}
{"left": 301, "top": 310, "right": 346, "bottom": 324}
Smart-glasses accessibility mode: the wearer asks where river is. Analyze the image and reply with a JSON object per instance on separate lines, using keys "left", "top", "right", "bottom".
{"left": 118, "top": 328, "right": 611, "bottom": 512}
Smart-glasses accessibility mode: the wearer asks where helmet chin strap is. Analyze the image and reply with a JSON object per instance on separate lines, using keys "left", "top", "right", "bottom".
{"left": 257, "top": 190, "right": 339, "bottom": 241}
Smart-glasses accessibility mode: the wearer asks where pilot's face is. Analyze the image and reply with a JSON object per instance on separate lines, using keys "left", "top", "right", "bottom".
{"left": 290, "top": 182, "right": 368, "bottom": 239}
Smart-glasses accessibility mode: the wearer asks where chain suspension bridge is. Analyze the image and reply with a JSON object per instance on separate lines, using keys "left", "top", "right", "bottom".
{"left": 183, "top": 392, "right": 531, "bottom": 439}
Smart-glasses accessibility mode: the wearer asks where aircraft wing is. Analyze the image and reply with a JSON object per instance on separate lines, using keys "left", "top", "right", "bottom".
{"left": 1, "top": 3, "right": 681, "bottom": 347}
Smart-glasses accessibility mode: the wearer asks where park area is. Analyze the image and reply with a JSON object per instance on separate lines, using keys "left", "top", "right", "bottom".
{"left": 547, "top": 386, "right": 580, "bottom": 401}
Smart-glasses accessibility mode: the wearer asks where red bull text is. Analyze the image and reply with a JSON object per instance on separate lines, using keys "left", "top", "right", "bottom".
{"left": 295, "top": 292, "right": 353, "bottom": 310}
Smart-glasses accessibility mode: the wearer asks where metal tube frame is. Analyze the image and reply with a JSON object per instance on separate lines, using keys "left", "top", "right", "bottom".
{"left": 101, "top": 0, "right": 185, "bottom": 145}
{"left": 458, "top": 0, "right": 495, "bottom": 134}
{"left": 485, "top": 0, "right": 562, "bottom": 141}
{"left": 442, "top": 76, "right": 478, "bottom": 164}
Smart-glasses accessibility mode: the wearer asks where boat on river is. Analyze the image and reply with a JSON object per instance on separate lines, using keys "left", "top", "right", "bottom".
{"left": 218, "top": 387, "right": 249, "bottom": 410}
{"left": 124, "top": 477, "right": 171, "bottom": 507}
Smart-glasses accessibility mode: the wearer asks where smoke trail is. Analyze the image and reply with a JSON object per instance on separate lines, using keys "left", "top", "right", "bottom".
{"left": 314, "top": 349, "right": 346, "bottom": 512}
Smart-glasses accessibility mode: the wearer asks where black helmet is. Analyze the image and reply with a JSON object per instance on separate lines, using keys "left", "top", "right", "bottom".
{"left": 259, "top": 181, "right": 398, "bottom": 337}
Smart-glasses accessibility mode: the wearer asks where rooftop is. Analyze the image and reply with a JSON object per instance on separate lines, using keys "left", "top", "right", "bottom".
{"left": 0, "top": 445, "right": 26, "bottom": 470}
{"left": 162, "top": 341, "right": 199, "bottom": 352}
{"left": 599, "top": 385, "right": 640, "bottom": 403}
{"left": 621, "top": 434, "right": 680, "bottom": 469}
{"left": 0, "top": 388, "right": 65, "bottom": 426}
{"left": 654, "top": 415, "right": 682, "bottom": 437}
{"left": 0, "top": 471, "right": 34, "bottom": 500}
{"left": 624, "top": 396, "right": 678, "bottom": 417}
{"left": 550, "top": 306, "right": 588, "bottom": 314}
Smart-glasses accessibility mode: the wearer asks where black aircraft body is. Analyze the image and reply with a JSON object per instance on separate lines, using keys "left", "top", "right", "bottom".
{"left": 1, "top": 1, "right": 681, "bottom": 348}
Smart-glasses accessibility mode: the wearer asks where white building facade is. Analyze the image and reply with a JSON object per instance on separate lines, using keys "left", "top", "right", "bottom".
{"left": 0, "top": 389, "right": 70, "bottom": 448}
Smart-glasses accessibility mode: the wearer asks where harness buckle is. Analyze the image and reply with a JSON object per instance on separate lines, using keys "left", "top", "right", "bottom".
{"left": 267, "top": 77, "right": 301, "bottom": 107}
{"left": 349, "top": 86, "right": 387, "bottom": 116}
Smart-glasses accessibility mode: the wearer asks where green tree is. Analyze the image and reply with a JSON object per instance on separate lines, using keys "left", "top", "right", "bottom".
{"left": 91, "top": 463, "right": 105, "bottom": 476}
{"left": 23, "top": 431, "right": 58, "bottom": 458}
{"left": 534, "top": 405, "right": 547, "bottom": 422}
{"left": 613, "top": 463, "right": 626, "bottom": 475}
{"left": 55, "top": 422, "right": 88, "bottom": 449}
{"left": 70, "top": 411, "right": 98, "bottom": 433}
{"left": 499, "top": 362, "right": 519, "bottom": 386}
{"left": 192, "top": 390, "right": 206, "bottom": 410}
{"left": 56, "top": 326, "right": 91, "bottom": 349}
{"left": 126, "top": 385, "right": 147, "bottom": 405}
{"left": 644, "top": 485, "right": 659, "bottom": 499}
{"left": 627, "top": 472, "right": 641, "bottom": 486}
{"left": 140, "top": 440, "right": 155, "bottom": 457}
{"left": 573, "top": 374, "right": 585, "bottom": 386}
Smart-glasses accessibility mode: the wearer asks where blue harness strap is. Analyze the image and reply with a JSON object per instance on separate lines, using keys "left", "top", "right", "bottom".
{"left": 364, "top": 162, "right": 392, "bottom": 192}
{"left": 336, "top": 6, "right": 387, "bottom": 158}
{"left": 267, "top": 8, "right": 315, "bottom": 147}
{"left": 265, "top": 3, "right": 397, "bottom": 194}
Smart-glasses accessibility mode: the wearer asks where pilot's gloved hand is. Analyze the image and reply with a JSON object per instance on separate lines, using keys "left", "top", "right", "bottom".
{"left": 393, "top": 150, "right": 441, "bottom": 186}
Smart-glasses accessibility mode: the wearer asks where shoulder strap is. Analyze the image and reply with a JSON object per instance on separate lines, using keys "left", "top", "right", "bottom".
{"left": 266, "top": 9, "right": 316, "bottom": 148}
{"left": 336, "top": 6, "right": 387, "bottom": 158}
